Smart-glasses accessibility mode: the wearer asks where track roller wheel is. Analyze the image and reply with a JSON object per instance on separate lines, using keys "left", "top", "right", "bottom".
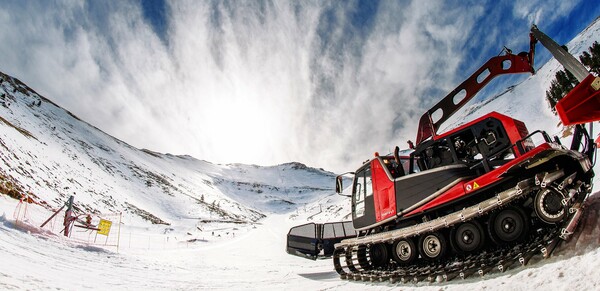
{"left": 356, "top": 246, "right": 370, "bottom": 270}
{"left": 418, "top": 232, "right": 447, "bottom": 260}
{"left": 366, "top": 243, "right": 389, "bottom": 269}
{"left": 391, "top": 238, "right": 417, "bottom": 265}
{"left": 534, "top": 187, "right": 567, "bottom": 224}
{"left": 451, "top": 220, "right": 485, "bottom": 253}
{"left": 489, "top": 206, "right": 530, "bottom": 244}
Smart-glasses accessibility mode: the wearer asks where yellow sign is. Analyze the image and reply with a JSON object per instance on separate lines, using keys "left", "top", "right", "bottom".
{"left": 466, "top": 181, "right": 480, "bottom": 192}
{"left": 97, "top": 219, "right": 112, "bottom": 236}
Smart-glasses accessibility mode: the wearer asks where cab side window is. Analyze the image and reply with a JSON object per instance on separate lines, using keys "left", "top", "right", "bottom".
{"left": 353, "top": 166, "right": 372, "bottom": 218}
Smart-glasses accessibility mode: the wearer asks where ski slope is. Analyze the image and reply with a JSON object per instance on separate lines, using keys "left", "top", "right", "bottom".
{"left": 1, "top": 193, "right": 600, "bottom": 290}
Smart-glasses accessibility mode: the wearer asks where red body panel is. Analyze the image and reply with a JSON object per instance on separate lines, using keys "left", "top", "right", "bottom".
{"left": 371, "top": 159, "right": 396, "bottom": 222}
{"left": 556, "top": 74, "right": 600, "bottom": 126}
{"left": 404, "top": 143, "right": 553, "bottom": 217}
{"left": 502, "top": 118, "right": 531, "bottom": 157}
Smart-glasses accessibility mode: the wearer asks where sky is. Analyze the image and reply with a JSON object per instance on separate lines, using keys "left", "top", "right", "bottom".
{"left": 0, "top": 0, "right": 598, "bottom": 173}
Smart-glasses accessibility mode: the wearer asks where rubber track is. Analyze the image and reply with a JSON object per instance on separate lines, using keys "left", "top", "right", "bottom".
{"left": 333, "top": 226, "right": 561, "bottom": 283}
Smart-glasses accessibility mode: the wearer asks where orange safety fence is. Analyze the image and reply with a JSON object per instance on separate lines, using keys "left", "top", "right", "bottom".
{"left": 12, "top": 195, "right": 214, "bottom": 251}
{"left": 13, "top": 195, "right": 121, "bottom": 252}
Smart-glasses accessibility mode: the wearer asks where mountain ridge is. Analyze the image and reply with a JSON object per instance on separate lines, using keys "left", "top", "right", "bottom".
{"left": 0, "top": 71, "right": 336, "bottom": 235}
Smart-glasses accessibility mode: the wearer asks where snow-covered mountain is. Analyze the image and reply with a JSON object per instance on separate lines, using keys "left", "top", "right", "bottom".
{"left": 0, "top": 71, "right": 338, "bottom": 236}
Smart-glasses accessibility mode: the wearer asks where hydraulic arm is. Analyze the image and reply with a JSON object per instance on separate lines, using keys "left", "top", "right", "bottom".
{"left": 416, "top": 25, "right": 600, "bottom": 145}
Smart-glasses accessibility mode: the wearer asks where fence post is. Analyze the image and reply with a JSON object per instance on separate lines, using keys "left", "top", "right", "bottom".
{"left": 117, "top": 212, "right": 122, "bottom": 253}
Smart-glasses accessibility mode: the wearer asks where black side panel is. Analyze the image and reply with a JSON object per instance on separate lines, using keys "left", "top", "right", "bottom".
{"left": 395, "top": 166, "right": 474, "bottom": 212}
{"left": 286, "top": 223, "right": 319, "bottom": 260}
{"left": 470, "top": 118, "right": 511, "bottom": 158}
{"left": 286, "top": 221, "right": 356, "bottom": 260}
{"left": 321, "top": 221, "right": 356, "bottom": 256}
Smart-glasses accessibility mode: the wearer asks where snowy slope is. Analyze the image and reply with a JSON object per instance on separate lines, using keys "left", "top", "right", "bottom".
{"left": 0, "top": 70, "right": 337, "bottom": 238}
{"left": 1, "top": 187, "right": 600, "bottom": 290}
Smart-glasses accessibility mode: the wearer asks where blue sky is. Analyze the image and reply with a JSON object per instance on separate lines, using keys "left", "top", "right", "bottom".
{"left": 0, "top": 0, "right": 598, "bottom": 172}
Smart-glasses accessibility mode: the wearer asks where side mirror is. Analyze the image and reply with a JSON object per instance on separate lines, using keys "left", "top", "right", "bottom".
{"left": 335, "top": 172, "right": 354, "bottom": 197}
{"left": 335, "top": 175, "right": 343, "bottom": 194}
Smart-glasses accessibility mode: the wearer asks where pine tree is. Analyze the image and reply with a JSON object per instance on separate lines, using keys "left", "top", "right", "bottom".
{"left": 546, "top": 69, "right": 578, "bottom": 111}
{"left": 546, "top": 41, "right": 600, "bottom": 113}
{"left": 579, "top": 41, "right": 600, "bottom": 75}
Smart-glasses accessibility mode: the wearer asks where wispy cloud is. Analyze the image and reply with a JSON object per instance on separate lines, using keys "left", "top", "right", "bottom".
{"left": 512, "top": 0, "right": 580, "bottom": 25}
{"left": 0, "top": 0, "right": 590, "bottom": 172}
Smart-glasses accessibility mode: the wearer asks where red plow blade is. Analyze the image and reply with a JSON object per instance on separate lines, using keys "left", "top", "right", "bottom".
{"left": 556, "top": 74, "right": 600, "bottom": 125}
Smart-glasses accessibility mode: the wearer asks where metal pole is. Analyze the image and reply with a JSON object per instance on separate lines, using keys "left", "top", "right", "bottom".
{"left": 40, "top": 204, "right": 65, "bottom": 228}
{"left": 531, "top": 24, "right": 589, "bottom": 82}
{"left": 63, "top": 196, "right": 75, "bottom": 237}
{"left": 117, "top": 212, "right": 122, "bottom": 253}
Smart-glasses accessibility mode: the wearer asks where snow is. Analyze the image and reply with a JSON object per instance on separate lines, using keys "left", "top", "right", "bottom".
{"left": 2, "top": 194, "right": 600, "bottom": 290}
{"left": 1, "top": 16, "right": 600, "bottom": 291}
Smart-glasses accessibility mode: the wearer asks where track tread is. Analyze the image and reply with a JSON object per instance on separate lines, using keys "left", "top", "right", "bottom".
{"left": 331, "top": 176, "right": 591, "bottom": 284}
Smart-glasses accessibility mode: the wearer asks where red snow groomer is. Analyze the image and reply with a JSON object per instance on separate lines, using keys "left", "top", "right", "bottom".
{"left": 286, "top": 25, "right": 599, "bottom": 282}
